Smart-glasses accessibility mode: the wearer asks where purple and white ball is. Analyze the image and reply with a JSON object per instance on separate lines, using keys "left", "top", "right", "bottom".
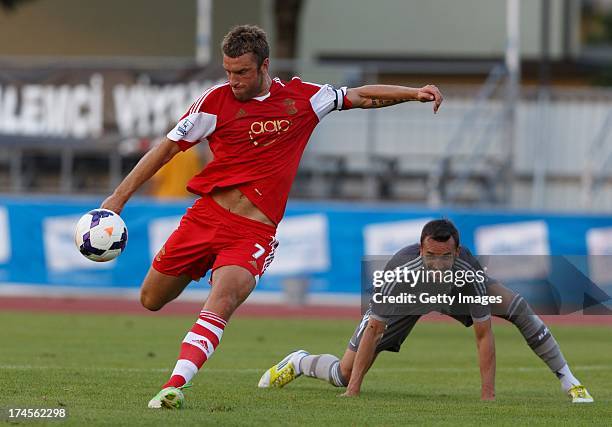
{"left": 74, "top": 209, "right": 128, "bottom": 262}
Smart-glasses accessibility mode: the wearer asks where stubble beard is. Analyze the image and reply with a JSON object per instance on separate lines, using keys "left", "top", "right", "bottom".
{"left": 234, "top": 71, "right": 266, "bottom": 102}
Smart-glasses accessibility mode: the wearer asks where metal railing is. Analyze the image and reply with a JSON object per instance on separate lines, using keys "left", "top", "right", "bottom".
{"left": 426, "top": 64, "right": 508, "bottom": 206}
{"left": 1, "top": 58, "right": 612, "bottom": 212}
{"left": 582, "top": 107, "right": 612, "bottom": 208}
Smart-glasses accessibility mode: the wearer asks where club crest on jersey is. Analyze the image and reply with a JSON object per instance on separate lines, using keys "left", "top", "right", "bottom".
{"left": 249, "top": 119, "right": 292, "bottom": 146}
{"left": 283, "top": 98, "right": 298, "bottom": 115}
{"left": 177, "top": 118, "right": 194, "bottom": 137}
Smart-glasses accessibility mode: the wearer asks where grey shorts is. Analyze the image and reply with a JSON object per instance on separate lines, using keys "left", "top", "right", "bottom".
{"left": 348, "top": 310, "right": 473, "bottom": 353}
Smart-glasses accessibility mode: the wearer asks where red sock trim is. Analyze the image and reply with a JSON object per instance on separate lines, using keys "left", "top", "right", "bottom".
{"left": 191, "top": 323, "right": 221, "bottom": 348}
{"left": 164, "top": 374, "right": 186, "bottom": 389}
{"left": 162, "top": 311, "right": 226, "bottom": 389}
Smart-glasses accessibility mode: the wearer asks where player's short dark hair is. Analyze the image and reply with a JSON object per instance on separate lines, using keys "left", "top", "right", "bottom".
{"left": 420, "top": 219, "right": 460, "bottom": 248}
{"left": 222, "top": 25, "right": 269, "bottom": 67}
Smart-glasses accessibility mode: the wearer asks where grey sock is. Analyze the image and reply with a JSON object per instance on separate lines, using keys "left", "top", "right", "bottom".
{"left": 504, "top": 295, "right": 567, "bottom": 373}
{"left": 299, "top": 354, "right": 348, "bottom": 387}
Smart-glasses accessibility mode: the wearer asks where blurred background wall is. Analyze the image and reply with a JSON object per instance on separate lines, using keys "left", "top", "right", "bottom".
{"left": 0, "top": 0, "right": 611, "bottom": 300}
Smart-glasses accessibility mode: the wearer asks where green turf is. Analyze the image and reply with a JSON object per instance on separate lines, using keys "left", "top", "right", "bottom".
{"left": 0, "top": 311, "right": 610, "bottom": 426}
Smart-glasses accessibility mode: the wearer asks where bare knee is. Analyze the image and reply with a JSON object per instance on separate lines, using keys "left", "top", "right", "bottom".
{"left": 206, "top": 266, "right": 256, "bottom": 318}
{"left": 139, "top": 268, "right": 191, "bottom": 311}
{"left": 140, "top": 288, "right": 164, "bottom": 311}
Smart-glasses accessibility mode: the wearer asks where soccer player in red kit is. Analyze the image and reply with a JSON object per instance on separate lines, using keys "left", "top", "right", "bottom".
{"left": 101, "top": 24, "right": 443, "bottom": 409}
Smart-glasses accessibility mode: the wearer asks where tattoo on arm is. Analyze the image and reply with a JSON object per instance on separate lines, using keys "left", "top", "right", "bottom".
{"left": 369, "top": 98, "right": 411, "bottom": 108}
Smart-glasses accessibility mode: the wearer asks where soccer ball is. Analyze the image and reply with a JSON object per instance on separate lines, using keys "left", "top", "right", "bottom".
{"left": 74, "top": 209, "right": 128, "bottom": 262}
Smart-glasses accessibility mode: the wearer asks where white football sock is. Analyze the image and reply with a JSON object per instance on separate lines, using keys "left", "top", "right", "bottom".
{"left": 291, "top": 351, "right": 308, "bottom": 375}
{"left": 556, "top": 364, "right": 581, "bottom": 392}
{"left": 297, "top": 354, "right": 347, "bottom": 387}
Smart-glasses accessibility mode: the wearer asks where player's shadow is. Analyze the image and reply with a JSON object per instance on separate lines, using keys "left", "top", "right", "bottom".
{"left": 352, "top": 388, "right": 453, "bottom": 400}
{"left": 287, "top": 383, "right": 452, "bottom": 400}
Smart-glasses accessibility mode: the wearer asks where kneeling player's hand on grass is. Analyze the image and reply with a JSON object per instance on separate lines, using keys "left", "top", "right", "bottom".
{"left": 340, "top": 387, "right": 360, "bottom": 397}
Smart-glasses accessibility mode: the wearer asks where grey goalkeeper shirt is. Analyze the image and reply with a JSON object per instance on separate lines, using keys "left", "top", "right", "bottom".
{"left": 369, "top": 244, "right": 492, "bottom": 323}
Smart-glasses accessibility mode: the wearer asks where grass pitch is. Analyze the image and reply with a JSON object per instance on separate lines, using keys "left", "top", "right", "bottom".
{"left": 0, "top": 311, "right": 610, "bottom": 426}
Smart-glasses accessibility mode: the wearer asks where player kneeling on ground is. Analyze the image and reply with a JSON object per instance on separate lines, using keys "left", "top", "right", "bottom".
{"left": 259, "top": 219, "right": 594, "bottom": 403}
{"left": 262, "top": 219, "right": 497, "bottom": 400}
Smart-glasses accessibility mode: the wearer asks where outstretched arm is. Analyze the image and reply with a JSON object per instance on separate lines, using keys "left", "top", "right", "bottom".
{"left": 474, "top": 318, "right": 496, "bottom": 401}
{"left": 346, "top": 84, "right": 443, "bottom": 113}
{"left": 101, "top": 137, "right": 181, "bottom": 214}
{"left": 342, "top": 317, "right": 386, "bottom": 397}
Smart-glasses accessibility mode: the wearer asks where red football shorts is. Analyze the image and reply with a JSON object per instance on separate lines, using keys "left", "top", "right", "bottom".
{"left": 152, "top": 194, "right": 278, "bottom": 282}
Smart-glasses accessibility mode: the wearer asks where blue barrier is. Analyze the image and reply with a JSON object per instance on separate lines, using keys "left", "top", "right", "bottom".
{"left": 0, "top": 196, "right": 611, "bottom": 296}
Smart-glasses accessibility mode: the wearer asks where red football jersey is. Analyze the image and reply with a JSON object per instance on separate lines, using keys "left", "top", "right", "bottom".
{"left": 167, "top": 77, "right": 351, "bottom": 224}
